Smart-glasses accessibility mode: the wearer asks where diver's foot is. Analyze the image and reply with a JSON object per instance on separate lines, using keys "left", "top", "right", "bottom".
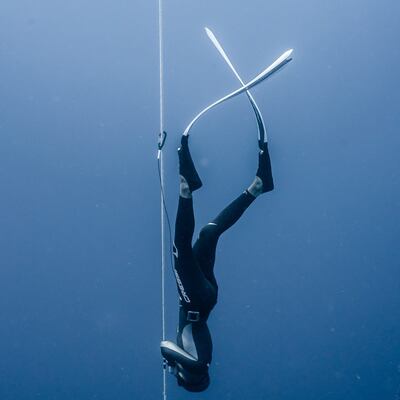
{"left": 247, "top": 143, "right": 274, "bottom": 197}
{"left": 180, "top": 176, "right": 192, "bottom": 199}
{"left": 247, "top": 176, "right": 263, "bottom": 197}
{"left": 178, "top": 135, "right": 203, "bottom": 193}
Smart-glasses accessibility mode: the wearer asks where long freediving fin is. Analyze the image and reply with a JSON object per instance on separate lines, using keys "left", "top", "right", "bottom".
{"left": 183, "top": 48, "right": 293, "bottom": 136}
{"left": 205, "top": 27, "right": 266, "bottom": 144}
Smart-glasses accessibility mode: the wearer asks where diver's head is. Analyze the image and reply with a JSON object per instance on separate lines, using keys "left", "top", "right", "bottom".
{"left": 175, "top": 364, "right": 210, "bottom": 392}
{"left": 160, "top": 340, "right": 210, "bottom": 392}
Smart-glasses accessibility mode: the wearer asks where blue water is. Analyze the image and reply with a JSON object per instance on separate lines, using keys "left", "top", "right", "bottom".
{"left": 1, "top": 1, "right": 400, "bottom": 399}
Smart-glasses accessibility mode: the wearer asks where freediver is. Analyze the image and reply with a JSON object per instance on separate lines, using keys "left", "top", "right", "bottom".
{"left": 160, "top": 132, "right": 274, "bottom": 392}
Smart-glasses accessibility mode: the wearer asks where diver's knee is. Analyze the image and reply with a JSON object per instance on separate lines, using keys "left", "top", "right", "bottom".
{"left": 199, "top": 223, "right": 219, "bottom": 241}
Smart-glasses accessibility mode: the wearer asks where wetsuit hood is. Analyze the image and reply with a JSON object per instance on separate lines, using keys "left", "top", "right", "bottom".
{"left": 177, "top": 367, "right": 210, "bottom": 392}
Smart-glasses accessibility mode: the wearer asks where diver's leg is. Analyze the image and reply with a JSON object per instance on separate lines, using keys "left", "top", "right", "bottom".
{"left": 193, "top": 191, "right": 255, "bottom": 284}
{"left": 174, "top": 194, "right": 216, "bottom": 310}
{"left": 194, "top": 141, "right": 274, "bottom": 276}
{"left": 209, "top": 191, "right": 256, "bottom": 233}
{"left": 173, "top": 196, "right": 200, "bottom": 306}
{"left": 174, "top": 195, "right": 195, "bottom": 252}
{"left": 174, "top": 134, "right": 201, "bottom": 249}
{"left": 174, "top": 134, "right": 216, "bottom": 308}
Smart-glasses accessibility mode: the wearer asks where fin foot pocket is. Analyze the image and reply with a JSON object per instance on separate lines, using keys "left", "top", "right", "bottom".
{"left": 257, "top": 142, "right": 274, "bottom": 193}
{"left": 178, "top": 135, "right": 203, "bottom": 192}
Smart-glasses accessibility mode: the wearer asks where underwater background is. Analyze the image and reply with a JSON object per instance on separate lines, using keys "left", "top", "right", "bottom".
{"left": 1, "top": 0, "right": 400, "bottom": 399}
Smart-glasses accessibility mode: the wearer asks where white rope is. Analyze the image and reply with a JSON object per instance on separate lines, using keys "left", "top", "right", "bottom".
{"left": 158, "top": 0, "right": 164, "bottom": 137}
{"left": 158, "top": 0, "right": 167, "bottom": 398}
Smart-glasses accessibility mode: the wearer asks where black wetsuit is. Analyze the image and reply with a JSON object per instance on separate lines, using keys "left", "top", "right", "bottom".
{"left": 173, "top": 191, "right": 255, "bottom": 369}
{"left": 160, "top": 135, "right": 273, "bottom": 391}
